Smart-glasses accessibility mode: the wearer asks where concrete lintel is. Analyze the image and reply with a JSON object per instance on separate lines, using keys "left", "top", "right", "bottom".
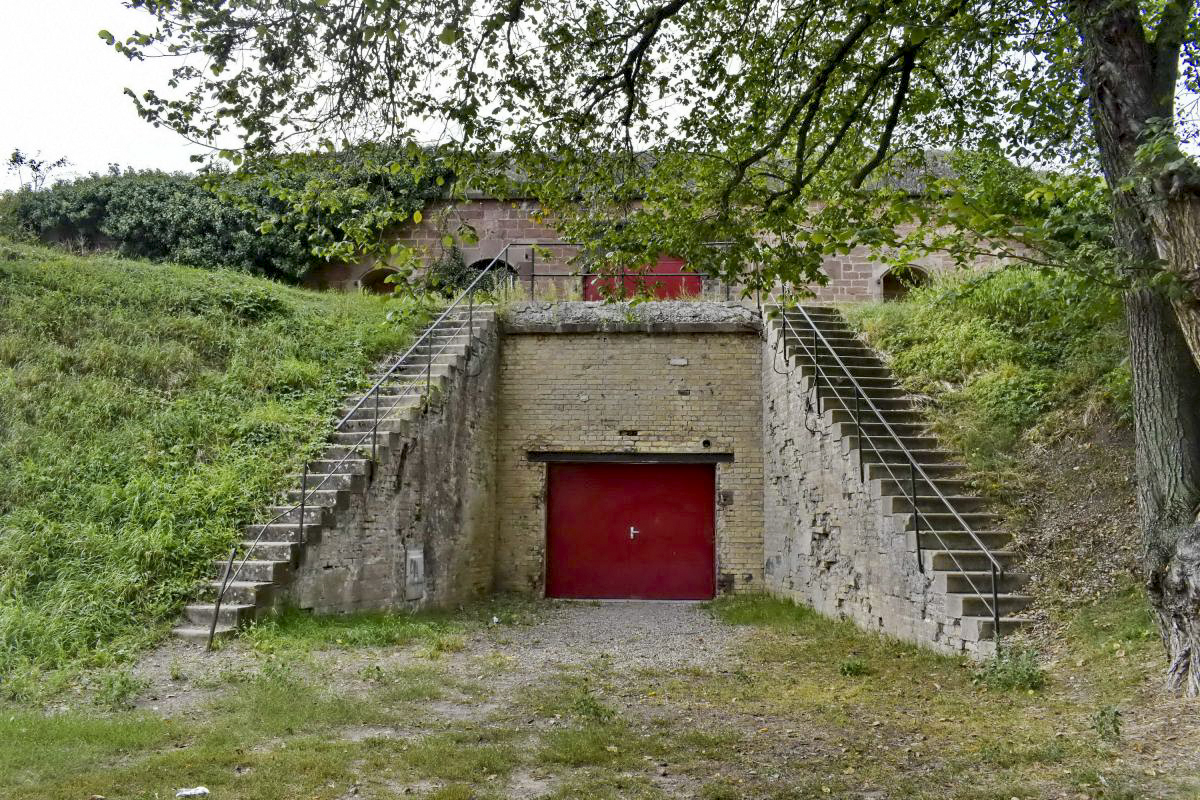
{"left": 501, "top": 301, "right": 762, "bottom": 335}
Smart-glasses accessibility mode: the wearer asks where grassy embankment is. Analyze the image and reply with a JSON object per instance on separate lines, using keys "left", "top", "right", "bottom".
{"left": 0, "top": 240, "right": 427, "bottom": 692}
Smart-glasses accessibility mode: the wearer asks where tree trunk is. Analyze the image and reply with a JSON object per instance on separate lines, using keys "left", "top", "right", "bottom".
{"left": 1074, "top": 0, "right": 1200, "bottom": 694}
{"left": 1126, "top": 289, "right": 1200, "bottom": 695}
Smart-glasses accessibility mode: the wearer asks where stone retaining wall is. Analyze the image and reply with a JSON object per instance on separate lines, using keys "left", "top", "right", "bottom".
{"left": 760, "top": 322, "right": 951, "bottom": 648}
{"left": 285, "top": 321, "right": 500, "bottom": 612}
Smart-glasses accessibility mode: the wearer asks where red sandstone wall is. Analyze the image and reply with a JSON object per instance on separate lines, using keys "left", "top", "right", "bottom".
{"left": 304, "top": 198, "right": 991, "bottom": 301}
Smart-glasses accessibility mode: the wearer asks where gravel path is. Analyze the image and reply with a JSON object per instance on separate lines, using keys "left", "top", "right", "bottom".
{"left": 469, "top": 600, "right": 748, "bottom": 674}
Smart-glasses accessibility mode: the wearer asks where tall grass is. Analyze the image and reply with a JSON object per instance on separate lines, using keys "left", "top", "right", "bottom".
{"left": 843, "top": 267, "right": 1129, "bottom": 474}
{"left": 0, "top": 240, "right": 427, "bottom": 677}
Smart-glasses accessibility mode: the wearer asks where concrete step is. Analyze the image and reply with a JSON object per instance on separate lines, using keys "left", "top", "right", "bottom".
{"left": 241, "top": 540, "right": 302, "bottom": 562}
{"left": 868, "top": 462, "right": 965, "bottom": 480}
{"left": 798, "top": 363, "right": 892, "bottom": 381}
{"left": 926, "top": 549, "right": 1018, "bottom": 571}
{"left": 935, "top": 570, "right": 1028, "bottom": 594}
{"left": 910, "top": 530, "right": 1012, "bottom": 550}
{"left": 203, "top": 579, "right": 274, "bottom": 605}
{"left": 369, "top": 363, "right": 456, "bottom": 382}
{"left": 839, "top": 420, "right": 930, "bottom": 438}
{"left": 906, "top": 511, "right": 1001, "bottom": 532}
{"left": 184, "top": 602, "right": 257, "bottom": 627}
{"left": 829, "top": 408, "right": 924, "bottom": 425}
{"left": 284, "top": 487, "right": 352, "bottom": 509}
{"left": 849, "top": 432, "right": 943, "bottom": 452}
{"left": 242, "top": 521, "right": 323, "bottom": 543}
{"left": 339, "top": 416, "right": 412, "bottom": 434}
{"left": 888, "top": 495, "right": 989, "bottom": 514}
{"left": 948, "top": 593, "right": 1033, "bottom": 618}
{"left": 341, "top": 389, "right": 425, "bottom": 410}
{"left": 876, "top": 476, "right": 974, "bottom": 496}
{"left": 213, "top": 558, "right": 290, "bottom": 583}
{"left": 290, "top": 471, "right": 365, "bottom": 492}
{"left": 330, "top": 429, "right": 404, "bottom": 449}
{"left": 264, "top": 504, "right": 333, "bottom": 525}
{"left": 172, "top": 624, "right": 237, "bottom": 644}
{"left": 861, "top": 448, "right": 962, "bottom": 466}
{"left": 339, "top": 396, "right": 422, "bottom": 419}
{"left": 819, "top": 385, "right": 910, "bottom": 401}
{"left": 962, "top": 616, "right": 1034, "bottom": 642}
{"left": 306, "top": 457, "right": 371, "bottom": 476}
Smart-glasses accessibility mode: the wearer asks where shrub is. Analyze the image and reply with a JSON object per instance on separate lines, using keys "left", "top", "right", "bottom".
{"left": 972, "top": 645, "right": 1047, "bottom": 691}
{"left": 3, "top": 170, "right": 310, "bottom": 279}
{"left": 838, "top": 657, "right": 871, "bottom": 677}
{"left": 1, "top": 143, "right": 451, "bottom": 282}
{"left": 1092, "top": 705, "right": 1122, "bottom": 743}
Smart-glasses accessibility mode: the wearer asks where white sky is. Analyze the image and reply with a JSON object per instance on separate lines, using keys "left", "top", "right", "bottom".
{"left": 0, "top": 0, "right": 203, "bottom": 190}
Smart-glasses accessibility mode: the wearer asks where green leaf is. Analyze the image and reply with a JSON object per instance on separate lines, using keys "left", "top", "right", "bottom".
{"left": 412, "top": 210, "right": 423, "bottom": 224}
{"left": 438, "top": 25, "right": 460, "bottom": 45}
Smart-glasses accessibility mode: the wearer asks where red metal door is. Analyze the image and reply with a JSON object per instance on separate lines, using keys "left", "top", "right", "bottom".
{"left": 546, "top": 462, "right": 716, "bottom": 599}
{"left": 583, "top": 255, "right": 703, "bottom": 300}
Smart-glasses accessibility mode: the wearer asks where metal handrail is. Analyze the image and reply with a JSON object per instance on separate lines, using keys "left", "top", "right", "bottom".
{"left": 205, "top": 244, "right": 516, "bottom": 649}
{"left": 776, "top": 305, "right": 1004, "bottom": 640}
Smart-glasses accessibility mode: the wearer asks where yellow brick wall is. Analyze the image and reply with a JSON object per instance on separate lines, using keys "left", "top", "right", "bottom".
{"left": 495, "top": 331, "right": 764, "bottom": 594}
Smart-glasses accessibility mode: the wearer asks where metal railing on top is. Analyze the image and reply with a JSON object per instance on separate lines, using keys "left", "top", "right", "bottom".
{"left": 775, "top": 305, "right": 1005, "bottom": 641}
{"left": 493, "top": 241, "right": 739, "bottom": 301}
{"left": 205, "top": 244, "right": 517, "bottom": 649}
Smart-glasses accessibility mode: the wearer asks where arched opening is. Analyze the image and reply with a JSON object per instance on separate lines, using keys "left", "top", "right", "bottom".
{"left": 359, "top": 267, "right": 399, "bottom": 294}
{"left": 880, "top": 265, "right": 929, "bottom": 301}
{"left": 465, "top": 258, "right": 518, "bottom": 292}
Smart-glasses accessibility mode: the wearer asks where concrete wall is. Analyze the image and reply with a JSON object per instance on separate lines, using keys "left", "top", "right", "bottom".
{"left": 760, "top": 321, "right": 957, "bottom": 650}
{"left": 494, "top": 302, "right": 765, "bottom": 595}
{"left": 285, "top": 321, "right": 500, "bottom": 612}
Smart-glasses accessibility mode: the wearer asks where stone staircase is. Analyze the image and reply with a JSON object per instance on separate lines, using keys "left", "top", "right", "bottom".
{"left": 173, "top": 304, "right": 496, "bottom": 644}
{"left": 774, "top": 305, "right": 1031, "bottom": 644}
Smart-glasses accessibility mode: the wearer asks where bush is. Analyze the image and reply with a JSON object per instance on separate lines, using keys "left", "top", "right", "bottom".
{"left": 1, "top": 143, "right": 451, "bottom": 282}
{"left": 3, "top": 170, "right": 310, "bottom": 279}
{"left": 972, "top": 645, "right": 1047, "bottom": 691}
{"left": 845, "top": 267, "right": 1128, "bottom": 471}
{"left": 0, "top": 242, "right": 427, "bottom": 678}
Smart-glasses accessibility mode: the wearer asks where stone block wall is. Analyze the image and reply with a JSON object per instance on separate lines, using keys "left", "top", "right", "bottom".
{"left": 494, "top": 302, "right": 765, "bottom": 595}
{"left": 760, "top": 323, "right": 953, "bottom": 649}
{"left": 285, "top": 321, "right": 500, "bottom": 612}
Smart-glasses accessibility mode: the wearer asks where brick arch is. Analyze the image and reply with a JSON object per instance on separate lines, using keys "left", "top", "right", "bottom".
{"left": 879, "top": 265, "right": 930, "bottom": 301}
{"left": 359, "top": 267, "right": 399, "bottom": 294}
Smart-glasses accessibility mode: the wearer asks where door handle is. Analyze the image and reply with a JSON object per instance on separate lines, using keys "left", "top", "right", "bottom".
{"left": 630, "top": 526, "right": 639, "bottom": 540}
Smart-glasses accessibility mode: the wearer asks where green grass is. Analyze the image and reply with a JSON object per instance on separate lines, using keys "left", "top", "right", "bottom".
{"left": 0, "top": 595, "right": 1194, "bottom": 800}
{"left": 0, "top": 240, "right": 430, "bottom": 681}
{"left": 843, "top": 266, "right": 1129, "bottom": 477}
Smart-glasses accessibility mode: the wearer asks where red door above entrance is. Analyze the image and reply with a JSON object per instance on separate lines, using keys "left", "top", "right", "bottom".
{"left": 546, "top": 462, "right": 716, "bottom": 600}
{"left": 582, "top": 255, "right": 703, "bottom": 301}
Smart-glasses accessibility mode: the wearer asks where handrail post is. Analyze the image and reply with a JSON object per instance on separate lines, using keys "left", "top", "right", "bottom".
{"left": 207, "top": 546, "right": 237, "bottom": 651}
{"left": 812, "top": 329, "right": 821, "bottom": 414}
{"left": 529, "top": 247, "right": 536, "bottom": 298}
{"left": 372, "top": 388, "right": 380, "bottom": 462}
{"left": 426, "top": 329, "right": 433, "bottom": 394}
{"left": 991, "top": 562, "right": 1002, "bottom": 642}
{"left": 467, "top": 288, "right": 474, "bottom": 364}
{"left": 855, "top": 388, "right": 863, "bottom": 483}
{"left": 912, "top": 456, "right": 923, "bottom": 574}
{"left": 299, "top": 461, "right": 308, "bottom": 535}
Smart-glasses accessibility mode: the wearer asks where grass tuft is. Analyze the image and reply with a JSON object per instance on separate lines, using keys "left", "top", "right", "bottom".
{"left": 971, "top": 645, "right": 1047, "bottom": 691}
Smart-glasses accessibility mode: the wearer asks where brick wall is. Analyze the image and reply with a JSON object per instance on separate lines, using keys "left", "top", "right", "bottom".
{"left": 494, "top": 302, "right": 765, "bottom": 595}
{"left": 285, "top": 320, "right": 500, "bottom": 612}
